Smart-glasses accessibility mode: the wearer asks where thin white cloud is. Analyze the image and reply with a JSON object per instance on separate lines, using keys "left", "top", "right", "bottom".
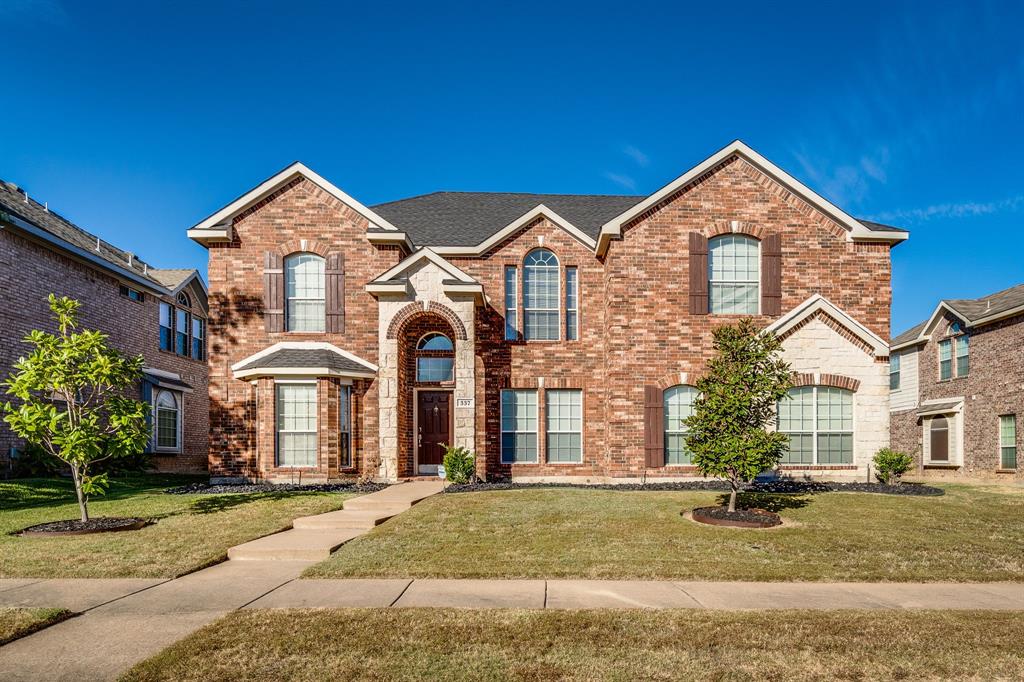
{"left": 868, "top": 194, "right": 1024, "bottom": 224}
{"left": 623, "top": 145, "right": 650, "bottom": 167}
{"left": 604, "top": 172, "right": 637, "bottom": 191}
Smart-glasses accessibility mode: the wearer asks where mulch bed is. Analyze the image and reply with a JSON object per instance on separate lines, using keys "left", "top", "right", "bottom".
{"left": 163, "top": 482, "right": 390, "bottom": 495}
{"left": 690, "top": 506, "right": 782, "bottom": 528}
{"left": 17, "top": 517, "right": 149, "bottom": 536}
{"left": 443, "top": 480, "right": 943, "bottom": 496}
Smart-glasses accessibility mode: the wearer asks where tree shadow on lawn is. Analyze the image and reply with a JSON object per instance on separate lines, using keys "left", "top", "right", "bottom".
{"left": 185, "top": 490, "right": 333, "bottom": 515}
{"left": 715, "top": 491, "right": 815, "bottom": 513}
{"left": 0, "top": 474, "right": 204, "bottom": 512}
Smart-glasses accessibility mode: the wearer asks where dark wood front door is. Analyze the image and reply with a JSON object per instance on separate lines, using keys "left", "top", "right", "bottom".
{"left": 417, "top": 391, "right": 451, "bottom": 469}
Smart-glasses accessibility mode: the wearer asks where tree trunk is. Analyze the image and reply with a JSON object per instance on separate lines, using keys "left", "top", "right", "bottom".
{"left": 728, "top": 481, "right": 738, "bottom": 513}
{"left": 70, "top": 466, "right": 89, "bottom": 523}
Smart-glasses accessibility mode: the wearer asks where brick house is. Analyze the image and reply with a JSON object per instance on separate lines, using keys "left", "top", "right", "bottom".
{"left": 890, "top": 283, "right": 1023, "bottom": 480}
{"left": 0, "top": 180, "right": 209, "bottom": 474}
{"left": 188, "top": 141, "right": 907, "bottom": 484}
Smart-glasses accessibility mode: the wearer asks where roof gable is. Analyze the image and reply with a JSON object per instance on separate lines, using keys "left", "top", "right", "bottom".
{"left": 370, "top": 247, "right": 477, "bottom": 284}
{"left": 767, "top": 294, "right": 889, "bottom": 356}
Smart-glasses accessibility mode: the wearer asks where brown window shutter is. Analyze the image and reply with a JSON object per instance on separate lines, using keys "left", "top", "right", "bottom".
{"left": 263, "top": 252, "right": 284, "bottom": 333}
{"left": 688, "top": 232, "right": 709, "bottom": 315}
{"left": 643, "top": 385, "right": 665, "bottom": 467}
{"left": 325, "top": 252, "right": 345, "bottom": 334}
{"left": 761, "top": 233, "right": 782, "bottom": 316}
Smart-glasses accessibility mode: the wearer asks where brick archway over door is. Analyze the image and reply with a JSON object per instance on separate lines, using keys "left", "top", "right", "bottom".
{"left": 387, "top": 301, "right": 468, "bottom": 341}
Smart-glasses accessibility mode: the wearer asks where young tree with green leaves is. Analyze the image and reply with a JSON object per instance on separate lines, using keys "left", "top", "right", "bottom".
{"left": 684, "top": 319, "right": 792, "bottom": 513}
{"left": 3, "top": 295, "right": 150, "bottom": 522}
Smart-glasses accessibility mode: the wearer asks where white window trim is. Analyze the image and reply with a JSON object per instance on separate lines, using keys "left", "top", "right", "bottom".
{"left": 664, "top": 385, "right": 698, "bottom": 466}
{"left": 565, "top": 266, "right": 579, "bottom": 341}
{"left": 708, "top": 234, "right": 761, "bottom": 315}
{"left": 339, "top": 385, "right": 353, "bottom": 469}
{"left": 921, "top": 400, "right": 964, "bottom": 466}
{"left": 504, "top": 265, "right": 518, "bottom": 341}
{"left": 999, "top": 414, "right": 1017, "bottom": 470}
{"left": 275, "top": 381, "right": 319, "bottom": 469}
{"left": 191, "top": 317, "right": 205, "bottom": 361}
{"left": 778, "top": 386, "right": 856, "bottom": 466}
{"left": 284, "top": 253, "right": 326, "bottom": 333}
{"left": 500, "top": 389, "right": 538, "bottom": 464}
{"left": 159, "top": 302, "right": 174, "bottom": 352}
{"left": 889, "top": 352, "right": 901, "bottom": 390}
{"left": 153, "top": 389, "right": 182, "bottom": 454}
{"left": 523, "top": 250, "right": 561, "bottom": 341}
{"left": 545, "top": 389, "right": 583, "bottom": 464}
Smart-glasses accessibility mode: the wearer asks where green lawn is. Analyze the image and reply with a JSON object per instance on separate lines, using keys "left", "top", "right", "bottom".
{"left": 121, "top": 608, "right": 1024, "bottom": 681}
{"left": 306, "top": 485, "right": 1024, "bottom": 581}
{"left": 0, "top": 475, "right": 357, "bottom": 578}
{"left": 0, "top": 607, "right": 72, "bottom": 646}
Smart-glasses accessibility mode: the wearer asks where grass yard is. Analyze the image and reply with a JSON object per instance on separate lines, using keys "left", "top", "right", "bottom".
{"left": 0, "top": 607, "right": 72, "bottom": 646}
{"left": 121, "top": 608, "right": 1024, "bottom": 681}
{"left": 0, "top": 475, "right": 357, "bottom": 578}
{"left": 306, "top": 485, "right": 1024, "bottom": 581}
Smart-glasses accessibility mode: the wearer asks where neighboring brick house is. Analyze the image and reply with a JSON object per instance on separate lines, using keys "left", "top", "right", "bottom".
{"left": 890, "top": 283, "right": 1023, "bottom": 481}
{"left": 0, "top": 180, "right": 209, "bottom": 474}
{"left": 188, "top": 140, "right": 907, "bottom": 484}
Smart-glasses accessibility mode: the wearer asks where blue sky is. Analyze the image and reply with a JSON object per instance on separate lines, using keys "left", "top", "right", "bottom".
{"left": 2, "top": 0, "right": 1022, "bottom": 334}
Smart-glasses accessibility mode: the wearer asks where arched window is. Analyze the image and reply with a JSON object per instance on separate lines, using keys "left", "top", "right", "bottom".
{"left": 523, "top": 249, "right": 560, "bottom": 340}
{"left": 177, "top": 292, "right": 191, "bottom": 308}
{"left": 285, "top": 253, "right": 326, "bottom": 332}
{"left": 709, "top": 234, "right": 759, "bottom": 314}
{"left": 929, "top": 415, "right": 949, "bottom": 462}
{"left": 778, "top": 386, "right": 853, "bottom": 464}
{"left": 155, "top": 390, "right": 180, "bottom": 451}
{"left": 664, "top": 385, "right": 698, "bottom": 464}
{"left": 416, "top": 332, "right": 454, "bottom": 382}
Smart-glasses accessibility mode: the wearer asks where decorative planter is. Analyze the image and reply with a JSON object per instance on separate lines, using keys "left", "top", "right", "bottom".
{"left": 17, "top": 517, "right": 149, "bottom": 537}
{"left": 689, "top": 506, "right": 782, "bottom": 529}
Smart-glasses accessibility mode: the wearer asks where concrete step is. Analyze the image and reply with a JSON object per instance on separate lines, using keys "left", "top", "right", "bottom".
{"left": 292, "top": 509, "right": 397, "bottom": 530}
{"left": 227, "top": 528, "right": 364, "bottom": 561}
{"left": 342, "top": 481, "right": 443, "bottom": 512}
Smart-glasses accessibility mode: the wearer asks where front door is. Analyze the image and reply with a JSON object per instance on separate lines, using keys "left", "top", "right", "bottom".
{"left": 417, "top": 391, "right": 451, "bottom": 474}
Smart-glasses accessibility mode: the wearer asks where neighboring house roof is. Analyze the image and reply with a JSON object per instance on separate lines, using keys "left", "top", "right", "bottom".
{"left": 917, "top": 399, "right": 963, "bottom": 416}
{"left": 0, "top": 179, "right": 205, "bottom": 300}
{"left": 231, "top": 342, "right": 378, "bottom": 380}
{"left": 149, "top": 268, "right": 196, "bottom": 290}
{"left": 142, "top": 370, "right": 194, "bottom": 393}
{"left": 891, "top": 282, "right": 1024, "bottom": 350}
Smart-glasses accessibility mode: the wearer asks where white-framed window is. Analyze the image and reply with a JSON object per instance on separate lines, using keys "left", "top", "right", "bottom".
{"left": 175, "top": 308, "right": 189, "bottom": 356}
{"left": 285, "top": 253, "right": 326, "bottom": 332}
{"left": 929, "top": 414, "right": 950, "bottom": 463}
{"left": 500, "top": 389, "right": 537, "bottom": 463}
{"left": 191, "top": 317, "right": 205, "bottom": 361}
{"left": 939, "top": 333, "right": 968, "bottom": 381}
{"left": 120, "top": 285, "right": 144, "bottom": 302}
{"left": 709, "top": 234, "right": 759, "bottom": 314}
{"left": 938, "top": 339, "right": 952, "bottom": 380}
{"left": 159, "top": 302, "right": 173, "bottom": 351}
{"left": 1000, "top": 414, "right": 1017, "bottom": 470}
{"left": 565, "top": 266, "right": 578, "bottom": 341}
{"left": 546, "top": 389, "right": 582, "bottom": 463}
{"left": 504, "top": 265, "right": 518, "bottom": 341}
{"left": 523, "top": 249, "right": 560, "bottom": 340}
{"left": 955, "top": 335, "right": 969, "bottom": 377}
{"left": 664, "top": 385, "right": 698, "bottom": 465}
{"left": 889, "top": 353, "right": 901, "bottom": 390}
{"left": 415, "top": 332, "right": 454, "bottom": 383}
{"left": 154, "top": 390, "right": 181, "bottom": 452}
{"left": 778, "top": 386, "right": 854, "bottom": 465}
{"left": 276, "top": 382, "right": 318, "bottom": 467}
{"left": 339, "top": 385, "right": 352, "bottom": 469}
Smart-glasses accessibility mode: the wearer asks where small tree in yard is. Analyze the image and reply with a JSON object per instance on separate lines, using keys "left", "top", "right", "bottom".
{"left": 684, "top": 319, "right": 792, "bottom": 513}
{"left": 3, "top": 295, "right": 150, "bottom": 522}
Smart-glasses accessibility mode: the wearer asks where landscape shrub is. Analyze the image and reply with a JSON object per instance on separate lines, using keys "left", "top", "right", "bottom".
{"left": 442, "top": 446, "right": 476, "bottom": 484}
{"left": 874, "top": 448, "right": 914, "bottom": 485}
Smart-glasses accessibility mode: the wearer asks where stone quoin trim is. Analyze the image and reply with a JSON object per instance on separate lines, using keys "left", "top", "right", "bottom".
{"left": 703, "top": 219, "right": 769, "bottom": 240}
{"left": 387, "top": 301, "right": 468, "bottom": 341}
{"left": 791, "top": 372, "right": 861, "bottom": 392}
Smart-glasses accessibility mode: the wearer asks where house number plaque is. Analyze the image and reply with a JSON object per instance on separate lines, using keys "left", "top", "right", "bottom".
{"left": 456, "top": 398, "right": 474, "bottom": 409}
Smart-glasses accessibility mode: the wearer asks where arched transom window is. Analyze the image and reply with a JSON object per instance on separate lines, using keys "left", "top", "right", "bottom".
{"left": 416, "top": 332, "right": 454, "bottom": 382}
{"left": 285, "top": 253, "right": 325, "bottom": 332}
{"left": 709, "top": 234, "right": 759, "bottom": 314}
{"left": 664, "top": 385, "right": 698, "bottom": 465}
{"left": 778, "top": 386, "right": 853, "bottom": 464}
{"left": 523, "top": 249, "right": 560, "bottom": 340}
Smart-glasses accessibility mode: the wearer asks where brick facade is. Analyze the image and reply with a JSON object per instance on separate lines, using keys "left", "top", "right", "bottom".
{"left": 0, "top": 227, "right": 209, "bottom": 474}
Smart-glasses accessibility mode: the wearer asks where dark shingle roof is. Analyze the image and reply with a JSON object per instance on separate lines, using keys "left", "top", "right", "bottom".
{"left": 944, "top": 283, "right": 1024, "bottom": 323}
{"left": 371, "top": 192, "right": 646, "bottom": 247}
{"left": 371, "top": 191, "right": 906, "bottom": 247}
{"left": 235, "top": 348, "right": 374, "bottom": 375}
{"left": 917, "top": 400, "right": 962, "bottom": 415}
{"left": 891, "top": 321, "right": 927, "bottom": 346}
{"left": 148, "top": 269, "right": 196, "bottom": 290}
{"left": 0, "top": 179, "right": 184, "bottom": 290}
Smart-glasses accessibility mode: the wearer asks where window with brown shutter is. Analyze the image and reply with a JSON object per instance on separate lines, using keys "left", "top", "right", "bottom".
{"left": 263, "top": 252, "right": 284, "bottom": 333}
{"left": 643, "top": 384, "right": 665, "bottom": 467}
{"left": 761, "top": 233, "right": 782, "bottom": 316}
{"left": 688, "top": 232, "right": 708, "bottom": 315}
{"left": 325, "top": 252, "right": 345, "bottom": 334}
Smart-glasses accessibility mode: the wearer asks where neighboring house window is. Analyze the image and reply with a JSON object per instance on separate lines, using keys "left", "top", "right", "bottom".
{"left": 500, "top": 389, "right": 537, "bottom": 463}
{"left": 285, "top": 253, "right": 326, "bottom": 332}
{"left": 523, "top": 249, "right": 560, "bottom": 340}
{"left": 565, "top": 266, "right": 578, "bottom": 341}
{"left": 709, "top": 234, "right": 759, "bottom": 315}
{"left": 177, "top": 292, "right": 190, "bottom": 307}
{"left": 664, "top": 385, "right": 698, "bottom": 465}
{"left": 191, "top": 318, "right": 205, "bottom": 361}
{"left": 415, "top": 333, "right": 454, "bottom": 383}
{"left": 504, "top": 266, "right": 518, "bottom": 341}
{"left": 955, "top": 335, "right": 969, "bottom": 377}
{"left": 154, "top": 390, "right": 180, "bottom": 452}
{"left": 778, "top": 386, "right": 854, "bottom": 464}
{"left": 159, "top": 302, "right": 173, "bottom": 351}
{"left": 276, "top": 383, "right": 317, "bottom": 467}
{"left": 929, "top": 415, "right": 950, "bottom": 462}
{"left": 546, "top": 389, "right": 582, "bottom": 463}
{"left": 1000, "top": 415, "right": 1017, "bottom": 469}
{"left": 938, "top": 339, "right": 952, "bottom": 380}
{"left": 889, "top": 353, "right": 901, "bottom": 390}
{"left": 339, "top": 385, "right": 352, "bottom": 469}
{"left": 120, "top": 285, "right": 144, "bottom": 302}
{"left": 939, "top": 334, "right": 969, "bottom": 380}
{"left": 175, "top": 308, "right": 189, "bottom": 356}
